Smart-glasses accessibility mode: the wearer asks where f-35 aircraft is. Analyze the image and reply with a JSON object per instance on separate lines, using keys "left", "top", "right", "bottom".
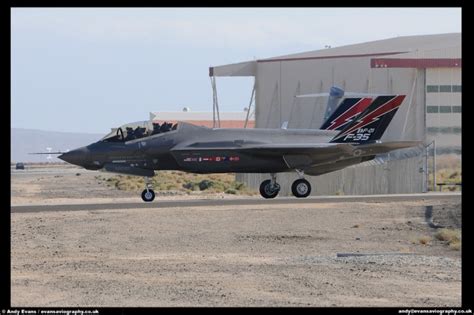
{"left": 57, "top": 89, "right": 419, "bottom": 202}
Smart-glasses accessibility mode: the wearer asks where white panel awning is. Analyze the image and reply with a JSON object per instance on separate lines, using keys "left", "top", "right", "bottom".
{"left": 209, "top": 61, "right": 256, "bottom": 77}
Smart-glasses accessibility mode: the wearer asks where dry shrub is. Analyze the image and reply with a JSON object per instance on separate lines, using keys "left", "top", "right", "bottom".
{"left": 419, "top": 236, "right": 431, "bottom": 245}
{"left": 435, "top": 228, "right": 460, "bottom": 242}
{"left": 449, "top": 241, "right": 461, "bottom": 251}
{"left": 98, "top": 171, "right": 257, "bottom": 195}
{"left": 435, "top": 228, "right": 461, "bottom": 251}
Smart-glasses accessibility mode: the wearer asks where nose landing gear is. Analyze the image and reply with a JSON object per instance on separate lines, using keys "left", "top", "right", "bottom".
{"left": 259, "top": 173, "right": 280, "bottom": 199}
{"left": 141, "top": 177, "right": 155, "bottom": 202}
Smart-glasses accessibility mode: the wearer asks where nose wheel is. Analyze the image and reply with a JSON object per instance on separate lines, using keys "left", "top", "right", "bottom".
{"left": 141, "top": 189, "right": 155, "bottom": 202}
{"left": 141, "top": 177, "right": 155, "bottom": 202}
{"left": 259, "top": 173, "right": 280, "bottom": 199}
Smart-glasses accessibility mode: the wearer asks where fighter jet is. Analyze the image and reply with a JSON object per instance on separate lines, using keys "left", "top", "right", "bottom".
{"left": 56, "top": 90, "right": 419, "bottom": 202}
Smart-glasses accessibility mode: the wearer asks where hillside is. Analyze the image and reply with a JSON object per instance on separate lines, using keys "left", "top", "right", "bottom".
{"left": 11, "top": 128, "right": 104, "bottom": 163}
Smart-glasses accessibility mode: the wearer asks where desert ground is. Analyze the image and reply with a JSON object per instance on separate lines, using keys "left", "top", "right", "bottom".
{"left": 11, "top": 164, "right": 462, "bottom": 307}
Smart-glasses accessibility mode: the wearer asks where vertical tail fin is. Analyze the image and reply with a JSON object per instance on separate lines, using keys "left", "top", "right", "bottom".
{"left": 330, "top": 95, "right": 406, "bottom": 144}
{"left": 320, "top": 97, "right": 373, "bottom": 130}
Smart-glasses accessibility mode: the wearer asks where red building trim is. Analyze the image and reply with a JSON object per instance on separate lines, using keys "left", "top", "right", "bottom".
{"left": 371, "top": 58, "right": 462, "bottom": 68}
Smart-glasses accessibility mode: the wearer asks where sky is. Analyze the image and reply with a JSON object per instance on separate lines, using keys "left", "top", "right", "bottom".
{"left": 11, "top": 7, "right": 461, "bottom": 134}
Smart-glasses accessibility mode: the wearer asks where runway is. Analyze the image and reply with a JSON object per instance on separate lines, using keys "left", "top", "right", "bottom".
{"left": 11, "top": 192, "right": 461, "bottom": 213}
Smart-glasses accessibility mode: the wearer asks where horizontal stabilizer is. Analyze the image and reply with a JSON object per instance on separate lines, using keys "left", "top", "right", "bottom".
{"left": 350, "top": 145, "right": 425, "bottom": 168}
{"left": 353, "top": 141, "right": 422, "bottom": 156}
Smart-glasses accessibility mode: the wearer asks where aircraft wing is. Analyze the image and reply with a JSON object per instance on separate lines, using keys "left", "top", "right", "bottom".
{"left": 237, "top": 143, "right": 354, "bottom": 168}
{"left": 240, "top": 141, "right": 419, "bottom": 169}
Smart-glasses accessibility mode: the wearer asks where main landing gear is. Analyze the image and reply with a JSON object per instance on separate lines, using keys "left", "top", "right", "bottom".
{"left": 259, "top": 170, "right": 312, "bottom": 199}
{"left": 291, "top": 169, "right": 311, "bottom": 198}
{"left": 291, "top": 178, "right": 311, "bottom": 198}
{"left": 141, "top": 176, "right": 155, "bottom": 202}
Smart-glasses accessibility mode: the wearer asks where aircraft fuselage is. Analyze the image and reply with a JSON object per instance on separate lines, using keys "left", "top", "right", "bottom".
{"left": 60, "top": 124, "right": 337, "bottom": 175}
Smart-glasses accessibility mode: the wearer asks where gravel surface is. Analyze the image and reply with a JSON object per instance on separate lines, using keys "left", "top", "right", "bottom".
{"left": 429, "top": 203, "right": 462, "bottom": 229}
{"left": 11, "top": 165, "right": 462, "bottom": 307}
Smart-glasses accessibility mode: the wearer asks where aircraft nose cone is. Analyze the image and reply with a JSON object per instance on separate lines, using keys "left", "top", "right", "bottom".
{"left": 58, "top": 147, "right": 88, "bottom": 167}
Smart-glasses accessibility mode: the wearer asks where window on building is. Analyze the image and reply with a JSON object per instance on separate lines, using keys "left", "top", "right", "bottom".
{"left": 428, "top": 127, "right": 444, "bottom": 133}
{"left": 426, "top": 85, "right": 439, "bottom": 93}
{"left": 452, "top": 85, "right": 462, "bottom": 92}
{"left": 439, "top": 106, "right": 452, "bottom": 113}
{"left": 439, "top": 85, "right": 452, "bottom": 92}
{"left": 452, "top": 106, "right": 462, "bottom": 113}
{"left": 426, "top": 85, "right": 462, "bottom": 93}
{"left": 427, "top": 106, "right": 439, "bottom": 113}
{"left": 427, "top": 105, "right": 462, "bottom": 114}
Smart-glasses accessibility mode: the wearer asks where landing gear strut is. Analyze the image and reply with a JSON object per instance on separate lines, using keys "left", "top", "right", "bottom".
{"left": 141, "top": 177, "right": 155, "bottom": 202}
{"left": 259, "top": 173, "right": 280, "bottom": 199}
{"left": 291, "top": 170, "right": 311, "bottom": 198}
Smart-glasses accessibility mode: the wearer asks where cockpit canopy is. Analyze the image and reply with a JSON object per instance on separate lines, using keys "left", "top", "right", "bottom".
{"left": 101, "top": 120, "right": 178, "bottom": 142}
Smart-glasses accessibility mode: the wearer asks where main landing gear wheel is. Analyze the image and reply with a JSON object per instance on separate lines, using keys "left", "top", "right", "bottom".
{"left": 141, "top": 189, "right": 155, "bottom": 202}
{"left": 291, "top": 179, "right": 311, "bottom": 198}
{"left": 259, "top": 179, "right": 280, "bottom": 199}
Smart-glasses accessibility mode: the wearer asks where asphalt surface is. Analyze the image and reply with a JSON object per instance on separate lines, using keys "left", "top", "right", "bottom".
{"left": 11, "top": 192, "right": 460, "bottom": 213}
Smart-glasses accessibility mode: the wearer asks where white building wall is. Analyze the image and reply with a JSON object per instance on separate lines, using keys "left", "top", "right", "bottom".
{"left": 425, "top": 67, "right": 461, "bottom": 153}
